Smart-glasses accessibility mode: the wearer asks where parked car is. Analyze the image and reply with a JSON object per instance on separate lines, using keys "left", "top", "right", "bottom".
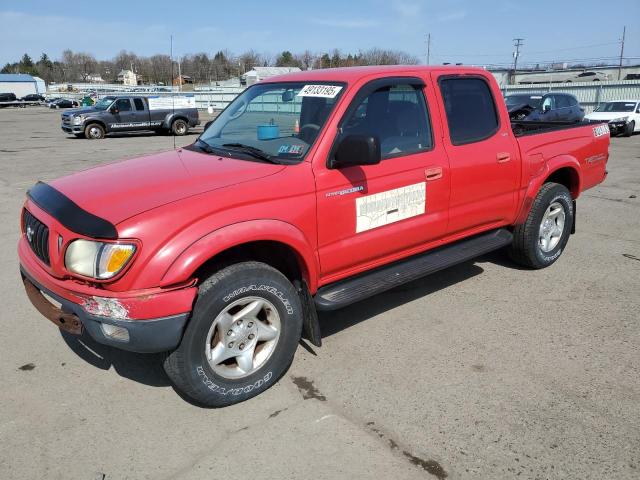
{"left": 19, "top": 66, "right": 609, "bottom": 406}
{"left": 519, "top": 70, "right": 609, "bottom": 84}
{"left": 21, "top": 94, "right": 45, "bottom": 102}
{"left": 60, "top": 95, "right": 200, "bottom": 139}
{"left": 585, "top": 99, "right": 640, "bottom": 137}
{"left": 0, "top": 92, "right": 17, "bottom": 102}
{"left": 506, "top": 92, "right": 584, "bottom": 123}
{"left": 49, "top": 98, "right": 80, "bottom": 109}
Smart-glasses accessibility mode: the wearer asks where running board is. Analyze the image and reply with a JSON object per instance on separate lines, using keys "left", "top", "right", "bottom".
{"left": 314, "top": 228, "right": 513, "bottom": 311}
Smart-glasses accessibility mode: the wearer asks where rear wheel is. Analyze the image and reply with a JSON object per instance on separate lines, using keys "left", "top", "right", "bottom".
{"left": 510, "top": 183, "right": 573, "bottom": 269}
{"left": 84, "top": 123, "right": 105, "bottom": 140}
{"left": 171, "top": 119, "right": 188, "bottom": 136}
{"left": 164, "top": 262, "right": 303, "bottom": 407}
{"left": 623, "top": 121, "right": 635, "bottom": 137}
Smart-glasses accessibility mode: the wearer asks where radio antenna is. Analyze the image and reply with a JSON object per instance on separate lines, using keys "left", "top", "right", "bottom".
{"left": 170, "top": 35, "right": 176, "bottom": 150}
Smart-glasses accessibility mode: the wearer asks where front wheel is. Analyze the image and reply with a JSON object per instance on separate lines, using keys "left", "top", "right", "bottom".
{"left": 510, "top": 183, "right": 574, "bottom": 269}
{"left": 164, "top": 262, "right": 303, "bottom": 407}
{"left": 84, "top": 123, "right": 105, "bottom": 140}
{"left": 623, "top": 121, "right": 635, "bottom": 137}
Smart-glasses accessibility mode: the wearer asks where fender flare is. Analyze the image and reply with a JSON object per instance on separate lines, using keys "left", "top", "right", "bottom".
{"left": 162, "top": 113, "right": 188, "bottom": 129}
{"left": 160, "top": 219, "right": 319, "bottom": 292}
{"left": 515, "top": 154, "right": 582, "bottom": 225}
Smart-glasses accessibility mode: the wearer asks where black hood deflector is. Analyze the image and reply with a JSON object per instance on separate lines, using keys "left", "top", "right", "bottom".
{"left": 27, "top": 182, "right": 118, "bottom": 239}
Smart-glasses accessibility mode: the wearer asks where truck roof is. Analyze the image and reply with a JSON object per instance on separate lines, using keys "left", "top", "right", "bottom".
{"left": 263, "top": 65, "right": 489, "bottom": 84}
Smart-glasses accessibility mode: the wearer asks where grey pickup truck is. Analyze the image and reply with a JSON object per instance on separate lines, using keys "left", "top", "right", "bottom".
{"left": 60, "top": 95, "right": 200, "bottom": 139}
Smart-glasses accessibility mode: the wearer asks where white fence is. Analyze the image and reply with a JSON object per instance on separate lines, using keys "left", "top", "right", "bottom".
{"left": 502, "top": 80, "right": 640, "bottom": 113}
{"left": 48, "top": 79, "right": 640, "bottom": 113}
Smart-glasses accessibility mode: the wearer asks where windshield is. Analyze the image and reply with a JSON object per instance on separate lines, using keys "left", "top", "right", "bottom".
{"left": 505, "top": 94, "right": 543, "bottom": 108}
{"left": 595, "top": 101, "right": 637, "bottom": 112}
{"left": 199, "top": 82, "right": 345, "bottom": 162}
{"left": 94, "top": 96, "right": 116, "bottom": 111}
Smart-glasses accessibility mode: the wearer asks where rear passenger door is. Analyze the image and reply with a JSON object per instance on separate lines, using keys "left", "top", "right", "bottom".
{"left": 314, "top": 77, "right": 450, "bottom": 279}
{"left": 433, "top": 73, "right": 520, "bottom": 235}
{"left": 132, "top": 98, "right": 151, "bottom": 129}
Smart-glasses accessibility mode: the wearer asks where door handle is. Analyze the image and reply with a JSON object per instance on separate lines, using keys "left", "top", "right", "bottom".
{"left": 425, "top": 167, "right": 443, "bottom": 181}
{"left": 497, "top": 152, "right": 511, "bottom": 163}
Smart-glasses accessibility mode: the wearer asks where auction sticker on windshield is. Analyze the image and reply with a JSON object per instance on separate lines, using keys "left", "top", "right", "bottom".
{"left": 297, "top": 85, "right": 343, "bottom": 98}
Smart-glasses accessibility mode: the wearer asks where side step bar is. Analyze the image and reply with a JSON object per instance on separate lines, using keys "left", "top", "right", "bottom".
{"left": 314, "top": 228, "right": 513, "bottom": 311}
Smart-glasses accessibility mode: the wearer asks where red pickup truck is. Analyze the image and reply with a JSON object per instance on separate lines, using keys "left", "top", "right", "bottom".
{"left": 19, "top": 66, "right": 609, "bottom": 406}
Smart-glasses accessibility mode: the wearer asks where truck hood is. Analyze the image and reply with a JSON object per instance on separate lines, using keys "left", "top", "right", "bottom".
{"left": 585, "top": 112, "right": 632, "bottom": 122}
{"left": 49, "top": 148, "right": 285, "bottom": 225}
{"left": 63, "top": 107, "right": 96, "bottom": 116}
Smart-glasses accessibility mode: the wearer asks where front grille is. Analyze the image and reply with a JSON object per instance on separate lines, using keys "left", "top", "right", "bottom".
{"left": 22, "top": 209, "right": 50, "bottom": 265}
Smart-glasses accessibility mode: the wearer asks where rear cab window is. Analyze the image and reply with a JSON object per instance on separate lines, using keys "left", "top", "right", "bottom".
{"left": 439, "top": 77, "right": 499, "bottom": 145}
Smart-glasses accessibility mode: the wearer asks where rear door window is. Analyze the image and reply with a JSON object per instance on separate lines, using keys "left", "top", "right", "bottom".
{"left": 439, "top": 77, "right": 499, "bottom": 145}
{"left": 133, "top": 98, "right": 145, "bottom": 111}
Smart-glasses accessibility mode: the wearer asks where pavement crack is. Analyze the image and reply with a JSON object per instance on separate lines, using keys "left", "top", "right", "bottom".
{"left": 364, "top": 421, "right": 448, "bottom": 479}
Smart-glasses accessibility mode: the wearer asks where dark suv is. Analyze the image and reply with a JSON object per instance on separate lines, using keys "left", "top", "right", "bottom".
{"left": 506, "top": 92, "right": 584, "bottom": 123}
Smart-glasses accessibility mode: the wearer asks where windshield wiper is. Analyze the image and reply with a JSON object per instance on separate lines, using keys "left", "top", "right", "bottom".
{"left": 193, "top": 139, "right": 223, "bottom": 155}
{"left": 221, "top": 143, "right": 280, "bottom": 164}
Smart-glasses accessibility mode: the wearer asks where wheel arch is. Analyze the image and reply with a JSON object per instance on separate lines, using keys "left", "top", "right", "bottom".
{"left": 163, "top": 113, "right": 189, "bottom": 129}
{"left": 160, "top": 220, "right": 319, "bottom": 292}
{"left": 515, "top": 157, "right": 581, "bottom": 225}
{"left": 84, "top": 118, "right": 107, "bottom": 132}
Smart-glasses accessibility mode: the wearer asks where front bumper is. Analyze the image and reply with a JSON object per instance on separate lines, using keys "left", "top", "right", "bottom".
{"left": 608, "top": 120, "right": 628, "bottom": 134}
{"left": 61, "top": 124, "right": 84, "bottom": 134}
{"left": 21, "top": 267, "right": 191, "bottom": 353}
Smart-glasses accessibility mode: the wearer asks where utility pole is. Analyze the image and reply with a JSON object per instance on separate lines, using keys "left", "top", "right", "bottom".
{"left": 426, "top": 33, "right": 431, "bottom": 65}
{"left": 618, "top": 26, "right": 626, "bottom": 80}
{"left": 512, "top": 38, "right": 524, "bottom": 84}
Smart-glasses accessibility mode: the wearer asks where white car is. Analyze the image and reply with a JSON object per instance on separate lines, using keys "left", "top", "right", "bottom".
{"left": 585, "top": 99, "right": 640, "bottom": 137}
{"left": 519, "top": 70, "right": 610, "bottom": 84}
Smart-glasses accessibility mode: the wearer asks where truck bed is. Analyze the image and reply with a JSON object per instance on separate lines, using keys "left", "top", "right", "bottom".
{"left": 511, "top": 120, "right": 596, "bottom": 137}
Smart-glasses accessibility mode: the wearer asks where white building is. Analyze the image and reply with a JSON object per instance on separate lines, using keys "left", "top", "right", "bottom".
{"left": 117, "top": 69, "right": 138, "bottom": 86}
{"left": 242, "top": 67, "right": 301, "bottom": 86}
{"left": 0, "top": 74, "right": 46, "bottom": 97}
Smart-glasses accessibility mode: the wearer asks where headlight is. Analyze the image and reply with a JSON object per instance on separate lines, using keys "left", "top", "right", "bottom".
{"left": 73, "top": 115, "right": 85, "bottom": 125}
{"left": 65, "top": 240, "right": 136, "bottom": 279}
{"left": 609, "top": 117, "right": 628, "bottom": 123}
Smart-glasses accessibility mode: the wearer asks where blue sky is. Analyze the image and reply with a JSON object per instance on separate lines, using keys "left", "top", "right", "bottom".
{"left": 1, "top": 0, "right": 638, "bottom": 67}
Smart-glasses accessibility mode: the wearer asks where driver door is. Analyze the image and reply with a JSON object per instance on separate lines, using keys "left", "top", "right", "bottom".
{"left": 314, "top": 77, "right": 450, "bottom": 280}
{"left": 109, "top": 98, "right": 137, "bottom": 131}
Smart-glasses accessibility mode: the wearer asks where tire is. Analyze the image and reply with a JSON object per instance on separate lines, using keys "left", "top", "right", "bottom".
{"left": 84, "top": 123, "right": 105, "bottom": 140}
{"left": 623, "top": 121, "right": 635, "bottom": 137}
{"left": 164, "top": 262, "right": 303, "bottom": 407}
{"left": 510, "top": 182, "right": 574, "bottom": 269}
{"left": 171, "top": 118, "right": 188, "bottom": 136}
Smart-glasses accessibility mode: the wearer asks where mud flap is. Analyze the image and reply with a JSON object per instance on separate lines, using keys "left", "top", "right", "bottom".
{"left": 295, "top": 279, "right": 322, "bottom": 347}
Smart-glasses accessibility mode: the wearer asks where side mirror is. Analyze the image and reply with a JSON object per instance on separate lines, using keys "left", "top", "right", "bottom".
{"left": 543, "top": 104, "right": 551, "bottom": 113}
{"left": 329, "top": 135, "right": 380, "bottom": 169}
{"left": 282, "top": 90, "right": 295, "bottom": 102}
{"left": 110, "top": 106, "right": 119, "bottom": 114}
